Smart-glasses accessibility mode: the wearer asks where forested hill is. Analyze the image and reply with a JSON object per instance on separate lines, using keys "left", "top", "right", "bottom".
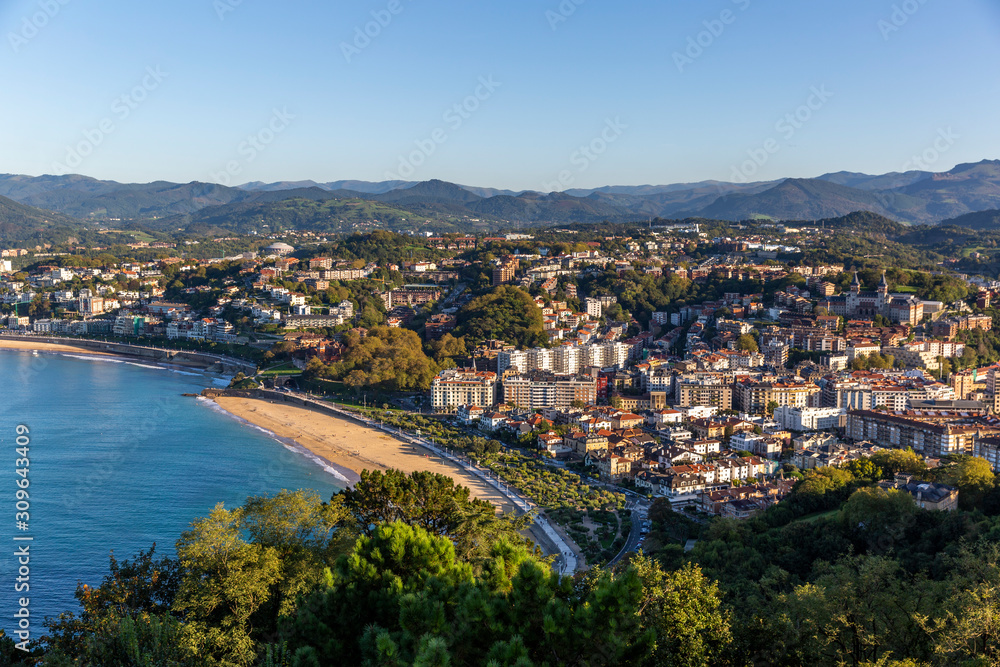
{"left": 0, "top": 194, "right": 91, "bottom": 245}
{"left": 4, "top": 159, "right": 1000, "bottom": 232}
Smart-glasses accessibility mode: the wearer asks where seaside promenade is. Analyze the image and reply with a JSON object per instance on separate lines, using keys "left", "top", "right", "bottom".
{"left": 209, "top": 387, "right": 581, "bottom": 575}
{"left": 288, "top": 391, "right": 580, "bottom": 576}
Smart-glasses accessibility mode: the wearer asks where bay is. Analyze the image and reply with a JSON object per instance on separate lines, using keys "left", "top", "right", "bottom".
{"left": 0, "top": 349, "right": 345, "bottom": 636}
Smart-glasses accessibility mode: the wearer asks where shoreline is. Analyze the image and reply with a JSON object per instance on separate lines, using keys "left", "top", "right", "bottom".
{"left": 0, "top": 337, "right": 236, "bottom": 372}
{"left": 210, "top": 395, "right": 519, "bottom": 513}
{"left": 0, "top": 339, "right": 115, "bottom": 356}
{"left": 197, "top": 396, "right": 360, "bottom": 486}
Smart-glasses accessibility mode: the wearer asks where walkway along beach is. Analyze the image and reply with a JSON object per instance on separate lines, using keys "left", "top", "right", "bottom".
{"left": 206, "top": 388, "right": 579, "bottom": 574}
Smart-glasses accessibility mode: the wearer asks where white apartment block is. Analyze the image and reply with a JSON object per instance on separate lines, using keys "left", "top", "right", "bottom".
{"left": 431, "top": 370, "right": 498, "bottom": 413}
{"left": 773, "top": 406, "right": 847, "bottom": 432}
{"left": 498, "top": 342, "right": 631, "bottom": 375}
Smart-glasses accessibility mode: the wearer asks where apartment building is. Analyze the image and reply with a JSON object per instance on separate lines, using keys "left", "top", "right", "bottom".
{"left": 503, "top": 371, "right": 598, "bottom": 410}
{"left": 845, "top": 410, "right": 980, "bottom": 457}
{"left": 773, "top": 406, "right": 847, "bottom": 432}
{"left": 676, "top": 379, "right": 734, "bottom": 411}
{"left": 734, "top": 379, "right": 820, "bottom": 414}
{"left": 431, "top": 370, "right": 499, "bottom": 413}
{"left": 498, "top": 341, "right": 632, "bottom": 375}
{"left": 492, "top": 256, "right": 519, "bottom": 286}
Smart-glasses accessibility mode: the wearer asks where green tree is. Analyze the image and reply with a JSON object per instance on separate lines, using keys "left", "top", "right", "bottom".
{"left": 776, "top": 555, "right": 930, "bottom": 666}
{"left": 870, "top": 449, "right": 927, "bottom": 478}
{"left": 283, "top": 521, "right": 656, "bottom": 666}
{"left": 840, "top": 487, "right": 918, "bottom": 553}
{"left": 454, "top": 286, "right": 547, "bottom": 348}
{"left": 426, "top": 333, "right": 467, "bottom": 364}
{"left": 328, "top": 326, "right": 439, "bottom": 391}
{"left": 933, "top": 455, "right": 996, "bottom": 509}
{"left": 737, "top": 334, "right": 759, "bottom": 353}
{"left": 332, "top": 469, "right": 534, "bottom": 565}
{"left": 173, "top": 504, "right": 284, "bottom": 666}
{"left": 632, "top": 556, "right": 732, "bottom": 667}
{"left": 43, "top": 545, "right": 183, "bottom": 659}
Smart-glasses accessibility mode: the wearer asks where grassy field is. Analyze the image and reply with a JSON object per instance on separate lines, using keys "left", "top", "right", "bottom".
{"left": 962, "top": 246, "right": 987, "bottom": 258}
{"left": 791, "top": 509, "right": 839, "bottom": 524}
{"left": 257, "top": 362, "right": 302, "bottom": 377}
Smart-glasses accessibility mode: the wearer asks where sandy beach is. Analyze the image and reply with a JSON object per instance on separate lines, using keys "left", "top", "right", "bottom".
{"left": 213, "top": 396, "right": 518, "bottom": 513}
{"left": 0, "top": 339, "right": 112, "bottom": 355}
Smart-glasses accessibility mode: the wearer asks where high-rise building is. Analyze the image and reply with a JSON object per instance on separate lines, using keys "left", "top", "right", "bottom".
{"left": 492, "top": 256, "right": 519, "bottom": 286}
{"left": 503, "top": 371, "right": 598, "bottom": 410}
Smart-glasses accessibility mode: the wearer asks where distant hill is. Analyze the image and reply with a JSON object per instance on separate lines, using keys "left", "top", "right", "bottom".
{"left": 0, "top": 194, "right": 90, "bottom": 245}
{"left": 0, "top": 175, "right": 253, "bottom": 219}
{"left": 937, "top": 209, "right": 1000, "bottom": 230}
{"left": 682, "top": 179, "right": 916, "bottom": 222}
{"left": 134, "top": 197, "right": 498, "bottom": 236}
{"left": 3, "top": 159, "right": 1000, "bottom": 235}
{"left": 893, "top": 160, "right": 1000, "bottom": 220}
{"left": 815, "top": 170, "right": 932, "bottom": 191}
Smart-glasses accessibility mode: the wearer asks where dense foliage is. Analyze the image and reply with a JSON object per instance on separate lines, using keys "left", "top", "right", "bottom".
{"left": 37, "top": 472, "right": 736, "bottom": 666}
{"left": 308, "top": 326, "right": 439, "bottom": 392}
{"left": 454, "top": 286, "right": 547, "bottom": 348}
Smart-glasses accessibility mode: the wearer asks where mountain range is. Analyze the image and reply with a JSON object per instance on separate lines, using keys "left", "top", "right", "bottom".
{"left": 2, "top": 160, "right": 1000, "bottom": 241}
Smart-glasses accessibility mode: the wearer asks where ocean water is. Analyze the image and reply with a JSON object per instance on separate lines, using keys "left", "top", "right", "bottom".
{"left": 0, "top": 349, "right": 345, "bottom": 636}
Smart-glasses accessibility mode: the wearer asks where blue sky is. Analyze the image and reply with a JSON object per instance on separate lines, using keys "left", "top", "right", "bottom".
{"left": 2, "top": 0, "right": 998, "bottom": 191}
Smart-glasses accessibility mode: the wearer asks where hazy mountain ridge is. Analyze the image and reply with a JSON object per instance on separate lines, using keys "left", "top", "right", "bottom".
{"left": 2, "top": 160, "right": 1000, "bottom": 232}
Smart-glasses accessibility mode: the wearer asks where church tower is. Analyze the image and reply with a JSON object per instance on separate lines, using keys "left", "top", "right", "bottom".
{"left": 877, "top": 271, "right": 889, "bottom": 311}
{"left": 847, "top": 271, "right": 861, "bottom": 314}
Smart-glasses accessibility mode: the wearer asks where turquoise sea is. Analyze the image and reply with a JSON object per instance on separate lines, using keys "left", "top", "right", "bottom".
{"left": 0, "top": 349, "right": 345, "bottom": 636}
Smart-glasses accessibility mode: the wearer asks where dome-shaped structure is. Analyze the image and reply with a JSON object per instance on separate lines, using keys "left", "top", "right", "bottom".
{"left": 264, "top": 242, "right": 294, "bottom": 255}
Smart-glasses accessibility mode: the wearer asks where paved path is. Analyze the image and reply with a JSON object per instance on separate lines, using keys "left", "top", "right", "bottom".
{"left": 289, "top": 393, "right": 579, "bottom": 576}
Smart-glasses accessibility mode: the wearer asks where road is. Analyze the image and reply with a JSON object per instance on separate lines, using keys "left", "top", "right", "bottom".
{"left": 449, "top": 418, "right": 653, "bottom": 568}
{"left": 608, "top": 500, "right": 648, "bottom": 567}
{"left": 286, "top": 391, "right": 579, "bottom": 575}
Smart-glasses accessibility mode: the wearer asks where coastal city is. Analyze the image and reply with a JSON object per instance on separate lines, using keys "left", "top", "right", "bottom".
{"left": 6, "top": 0, "right": 1000, "bottom": 663}
{"left": 4, "top": 216, "right": 1000, "bottom": 570}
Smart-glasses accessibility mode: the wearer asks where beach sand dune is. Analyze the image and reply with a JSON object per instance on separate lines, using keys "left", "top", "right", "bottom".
{"left": 214, "top": 397, "right": 517, "bottom": 513}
